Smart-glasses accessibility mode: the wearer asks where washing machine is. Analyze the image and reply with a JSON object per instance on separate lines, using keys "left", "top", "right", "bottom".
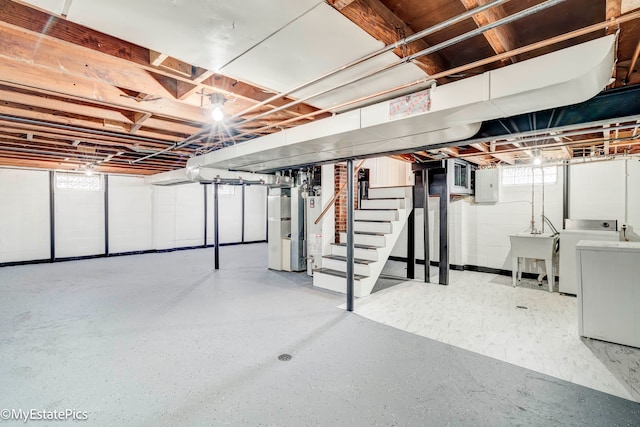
{"left": 559, "top": 219, "right": 620, "bottom": 295}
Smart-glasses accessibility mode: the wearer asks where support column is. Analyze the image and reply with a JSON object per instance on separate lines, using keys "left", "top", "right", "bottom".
{"left": 439, "top": 173, "right": 449, "bottom": 286}
{"left": 241, "top": 185, "right": 246, "bottom": 243}
{"left": 346, "top": 159, "right": 354, "bottom": 312}
{"left": 203, "top": 184, "right": 208, "bottom": 247}
{"left": 214, "top": 182, "right": 220, "bottom": 270}
{"left": 407, "top": 204, "right": 415, "bottom": 279}
{"left": 104, "top": 174, "right": 109, "bottom": 256}
{"left": 423, "top": 170, "right": 430, "bottom": 283}
{"left": 49, "top": 171, "right": 55, "bottom": 262}
{"left": 562, "top": 163, "right": 569, "bottom": 228}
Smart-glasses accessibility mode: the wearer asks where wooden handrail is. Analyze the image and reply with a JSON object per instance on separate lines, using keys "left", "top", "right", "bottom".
{"left": 314, "top": 159, "right": 366, "bottom": 225}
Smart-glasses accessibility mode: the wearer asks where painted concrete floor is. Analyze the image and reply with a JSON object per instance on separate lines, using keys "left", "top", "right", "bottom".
{"left": 1, "top": 244, "right": 639, "bottom": 426}
{"left": 360, "top": 262, "right": 640, "bottom": 403}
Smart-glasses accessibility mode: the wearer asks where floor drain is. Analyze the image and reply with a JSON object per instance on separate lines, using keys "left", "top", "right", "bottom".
{"left": 278, "top": 354, "right": 292, "bottom": 361}
{"left": 516, "top": 305, "right": 528, "bottom": 309}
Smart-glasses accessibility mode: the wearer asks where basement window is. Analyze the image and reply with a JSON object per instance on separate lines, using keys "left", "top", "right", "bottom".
{"left": 55, "top": 172, "right": 101, "bottom": 191}
{"left": 501, "top": 166, "right": 557, "bottom": 186}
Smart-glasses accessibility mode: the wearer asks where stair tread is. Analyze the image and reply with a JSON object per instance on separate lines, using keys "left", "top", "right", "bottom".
{"left": 352, "top": 231, "right": 386, "bottom": 236}
{"left": 322, "top": 254, "right": 374, "bottom": 264}
{"left": 363, "top": 197, "right": 405, "bottom": 200}
{"left": 333, "top": 243, "right": 379, "bottom": 250}
{"left": 357, "top": 208, "right": 399, "bottom": 211}
{"left": 314, "top": 268, "right": 368, "bottom": 280}
{"left": 355, "top": 219, "right": 393, "bottom": 223}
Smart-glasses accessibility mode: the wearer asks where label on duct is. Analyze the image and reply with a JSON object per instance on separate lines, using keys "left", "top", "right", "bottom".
{"left": 389, "top": 88, "right": 431, "bottom": 120}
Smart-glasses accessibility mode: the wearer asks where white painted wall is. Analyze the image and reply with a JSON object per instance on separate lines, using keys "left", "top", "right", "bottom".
{"left": 569, "top": 159, "right": 639, "bottom": 241}
{"left": 0, "top": 168, "right": 269, "bottom": 264}
{"left": 363, "top": 157, "right": 413, "bottom": 187}
{"left": 320, "top": 164, "right": 335, "bottom": 255}
{"left": 392, "top": 166, "right": 563, "bottom": 273}
{"left": 465, "top": 168, "right": 563, "bottom": 271}
{"left": 217, "top": 185, "right": 243, "bottom": 244}
{"left": 570, "top": 160, "right": 626, "bottom": 224}
{"left": 55, "top": 175, "right": 105, "bottom": 258}
{"left": 153, "top": 183, "right": 204, "bottom": 249}
{"left": 244, "top": 185, "right": 267, "bottom": 242}
{"left": 627, "top": 159, "right": 640, "bottom": 240}
{"left": 1, "top": 158, "right": 634, "bottom": 266}
{"left": 108, "top": 175, "right": 153, "bottom": 253}
{"left": 0, "top": 169, "right": 50, "bottom": 263}
{"left": 206, "top": 184, "right": 265, "bottom": 244}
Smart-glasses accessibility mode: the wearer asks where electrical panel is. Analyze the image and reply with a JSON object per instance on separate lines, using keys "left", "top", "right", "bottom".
{"left": 474, "top": 168, "right": 499, "bottom": 203}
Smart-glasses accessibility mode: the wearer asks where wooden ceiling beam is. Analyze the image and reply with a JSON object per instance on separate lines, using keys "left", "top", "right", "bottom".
{"left": 439, "top": 146, "right": 460, "bottom": 157}
{"left": 0, "top": 155, "right": 164, "bottom": 175}
{"left": 0, "top": 121, "right": 185, "bottom": 153}
{"left": 459, "top": 0, "right": 518, "bottom": 63}
{"left": 627, "top": 39, "right": 640, "bottom": 84}
{"left": 0, "top": 1, "right": 323, "bottom": 121}
{"left": 131, "top": 112, "right": 153, "bottom": 134}
{"left": 606, "top": 0, "right": 622, "bottom": 86}
{"left": 0, "top": 59, "right": 209, "bottom": 125}
{"left": 489, "top": 144, "right": 516, "bottom": 164}
{"left": 327, "top": 0, "right": 448, "bottom": 77}
{"left": 0, "top": 86, "right": 133, "bottom": 124}
{"left": 0, "top": 102, "right": 188, "bottom": 143}
{"left": 470, "top": 142, "right": 489, "bottom": 152}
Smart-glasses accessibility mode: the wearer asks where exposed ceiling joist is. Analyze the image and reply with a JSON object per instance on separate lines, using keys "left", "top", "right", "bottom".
{"left": 459, "top": 0, "right": 517, "bottom": 63}
{"left": 327, "top": 0, "right": 449, "bottom": 77}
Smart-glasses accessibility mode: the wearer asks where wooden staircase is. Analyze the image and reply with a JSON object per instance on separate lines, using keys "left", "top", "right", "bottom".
{"left": 313, "top": 186, "right": 412, "bottom": 297}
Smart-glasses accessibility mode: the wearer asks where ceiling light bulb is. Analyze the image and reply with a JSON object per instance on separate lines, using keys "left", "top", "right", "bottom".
{"left": 533, "top": 157, "right": 542, "bottom": 166}
{"left": 212, "top": 106, "right": 224, "bottom": 122}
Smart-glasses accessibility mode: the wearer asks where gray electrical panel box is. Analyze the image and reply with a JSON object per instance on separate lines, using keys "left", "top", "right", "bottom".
{"left": 474, "top": 168, "right": 499, "bottom": 203}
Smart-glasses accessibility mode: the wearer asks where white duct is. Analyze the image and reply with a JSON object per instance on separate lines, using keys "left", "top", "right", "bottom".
{"left": 185, "top": 35, "right": 614, "bottom": 173}
{"left": 145, "top": 166, "right": 282, "bottom": 186}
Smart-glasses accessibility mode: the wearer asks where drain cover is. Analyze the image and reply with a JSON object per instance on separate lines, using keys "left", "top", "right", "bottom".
{"left": 278, "top": 354, "right": 292, "bottom": 361}
{"left": 516, "top": 305, "right": 528, "bottom": 309}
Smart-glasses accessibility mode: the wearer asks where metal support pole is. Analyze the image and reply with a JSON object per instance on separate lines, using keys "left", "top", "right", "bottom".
{"left": 241, "top": 185, "right": 246, "bottom": 243}
{"left": 203, "top": 184, "right": 208, "bottom": 247}
{"left": 439, "top": 178, "right": 449, "bottom": 286}
{"left": 423, "top": 170, "right": 430, "bottom": 283}
{"left": 346, "top": 159, "right": 354, "bottom": 312}
{"left": 562, "top": 163, "right": 569, "bottom": 228}
{"left": 104, "top": 174, "right": 109, "bottom": 256}
{"left": 407, "top": 203, "right": 415, "bottom": 279}
{"left": 214, "top": 182, "right": 220, "bottom": 270}
{"left": 49, "top": 171, "right": 55, "bottom": 262}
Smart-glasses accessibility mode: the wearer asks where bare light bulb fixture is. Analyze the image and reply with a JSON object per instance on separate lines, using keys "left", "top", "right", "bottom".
{"left": 533, "top": 148, "right": 542, "bottom": 165}
{"left": 209, "top": 93, "right": 227, "bottom": 122}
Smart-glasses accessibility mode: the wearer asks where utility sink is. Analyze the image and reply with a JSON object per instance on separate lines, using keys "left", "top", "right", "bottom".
{"left": 509, "top": 233, "right": 558, "bottom": 292}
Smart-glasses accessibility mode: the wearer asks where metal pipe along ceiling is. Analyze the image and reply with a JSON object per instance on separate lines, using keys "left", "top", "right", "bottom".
{"left": 232, "top": 0, "right": 563, "bottom": 127}
{"left": 130, "top": 0, "right": 533, "bottom": 164}
{"left": 226, "top": 0, "right": 565, "bottom": 134}
{"left": 200, "top": 11, "right": 640, "bottom": 156}
{"left": 229, "top": 0, "right": 515, "bottom": 120}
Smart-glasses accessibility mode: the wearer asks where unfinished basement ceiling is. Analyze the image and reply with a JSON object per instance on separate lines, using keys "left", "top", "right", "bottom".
{"left": 0, "top": 0, "right": 639, "bottom": 174}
